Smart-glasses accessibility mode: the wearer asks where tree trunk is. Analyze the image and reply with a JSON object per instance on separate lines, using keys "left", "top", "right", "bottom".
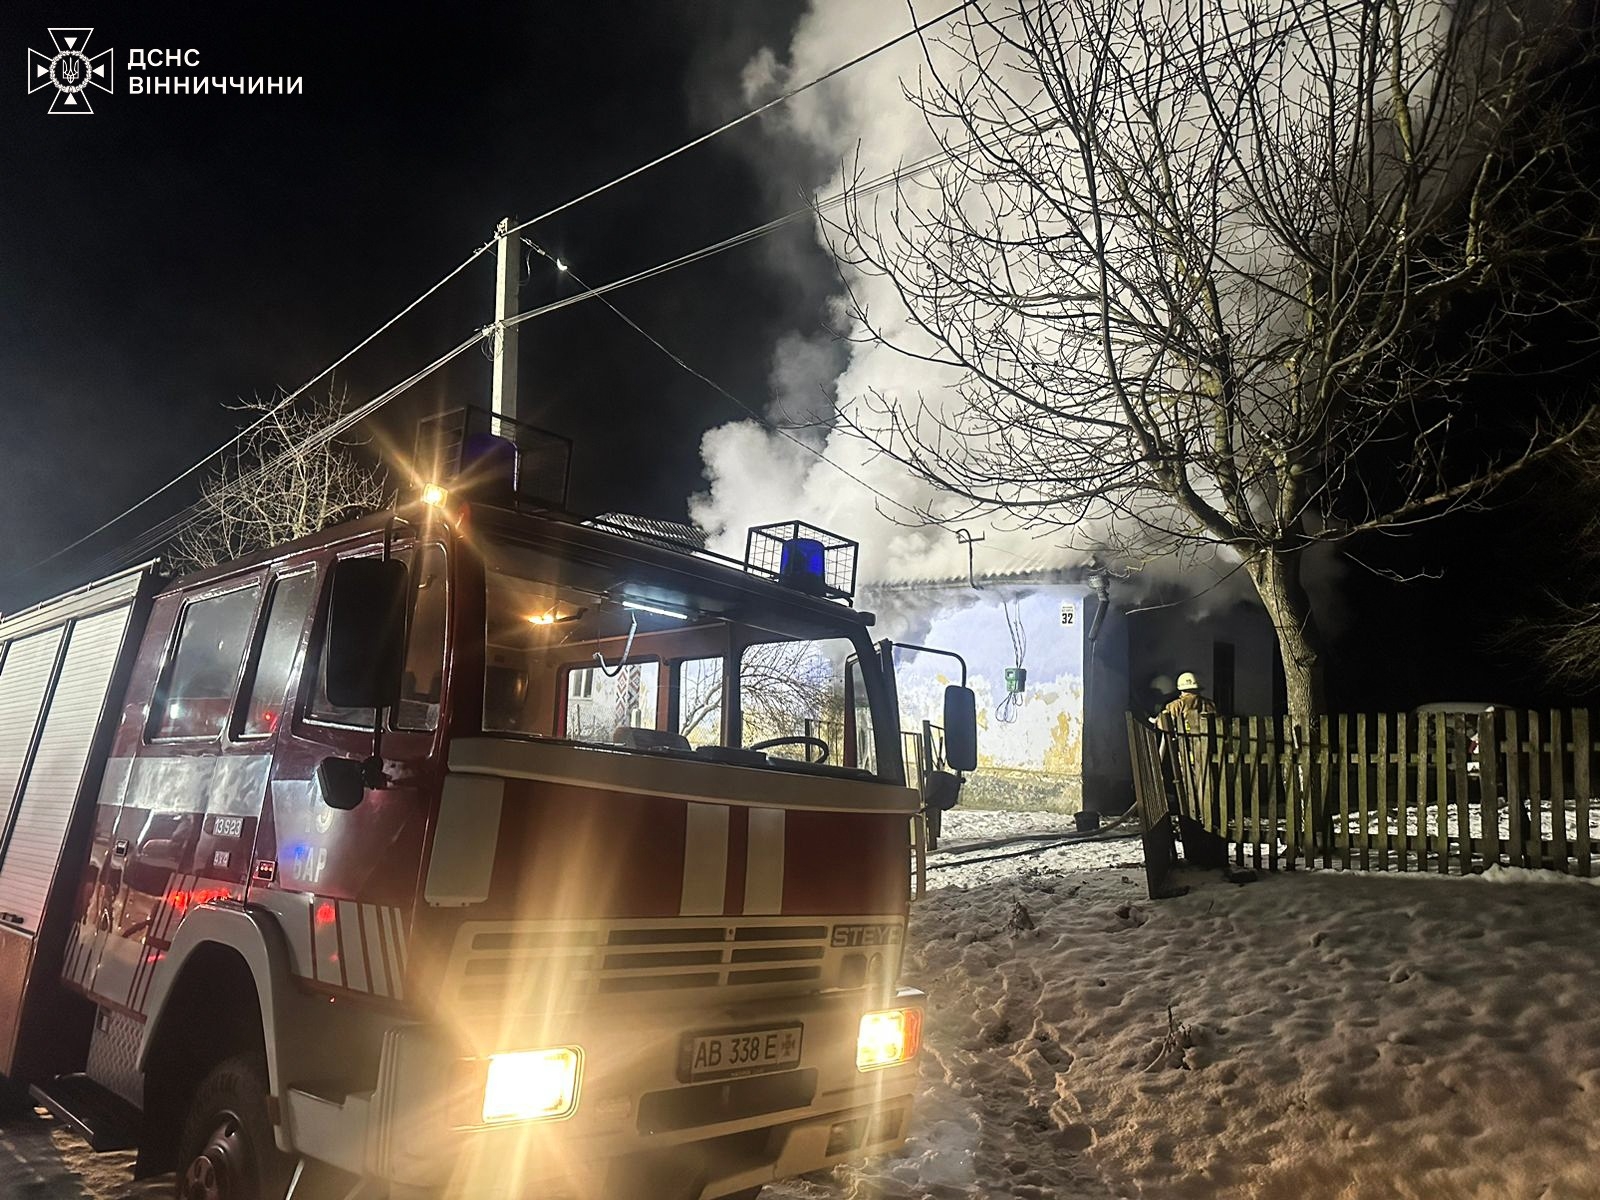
{"left": 1245, "top": 550, "right": 1326, "bottom": 737}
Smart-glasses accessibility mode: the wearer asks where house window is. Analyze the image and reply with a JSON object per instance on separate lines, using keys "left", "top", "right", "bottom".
{"left": 150, "top": 584, "right": 262, "bottom": 740}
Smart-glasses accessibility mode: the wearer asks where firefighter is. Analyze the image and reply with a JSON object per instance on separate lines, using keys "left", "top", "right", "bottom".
{"left": 1158, "top": 671, "right": 1217, "bottom": 733}
{"left": 1156, "top": 671, "right": 1227, "bottom": 867}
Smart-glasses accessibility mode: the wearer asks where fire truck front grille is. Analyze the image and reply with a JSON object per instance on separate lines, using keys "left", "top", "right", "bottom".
{"left": 449, "top": 921, "right": 832, "bottom": 1007}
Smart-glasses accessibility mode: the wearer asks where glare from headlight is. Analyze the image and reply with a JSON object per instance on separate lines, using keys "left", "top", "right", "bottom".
{"left": 482, "top": 1046, "right": 582, "bottom": 1124}
{"left": 856, "top": 1008, "right": 923, "bottom": 1071}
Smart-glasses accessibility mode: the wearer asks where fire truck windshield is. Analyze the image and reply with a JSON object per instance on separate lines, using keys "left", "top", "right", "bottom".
{"left": 479, "top": 538, "right": 890, "bottom": 778}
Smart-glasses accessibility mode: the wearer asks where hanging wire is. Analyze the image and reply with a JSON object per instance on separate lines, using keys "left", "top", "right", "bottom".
{"left": 23, "top": 3, "right": 979, "bottom": 582}
{"left": 501, "top": 1, "right": 977, "bottom": 243}
{"left": 996, "top": 599, "right": 1027, "bottom": 723}
{"left": 593, "top": 610, "right": 639, "bottom": 678}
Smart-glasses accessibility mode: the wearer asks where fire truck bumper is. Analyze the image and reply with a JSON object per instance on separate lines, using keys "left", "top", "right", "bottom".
{"left": 347, "top": 986, "right": 924, "bottom": 1200}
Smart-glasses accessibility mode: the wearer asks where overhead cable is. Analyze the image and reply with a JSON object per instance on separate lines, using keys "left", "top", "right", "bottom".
{"left": 26, "top": 1, "right": 976, "bottom": 578}
{"left": 502, "top": 1, "right": 976, "bottom": 242}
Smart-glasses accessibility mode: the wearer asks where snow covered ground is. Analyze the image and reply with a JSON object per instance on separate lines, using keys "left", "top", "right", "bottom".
{"left": 922, "top": 807, "right": 1147, "bottom": 891}
{"left": 769, "top": 826, "right": 1600, "bottom": 1200}
{"left": 7, "top": 808, "right": 1600, "bottom": 1199}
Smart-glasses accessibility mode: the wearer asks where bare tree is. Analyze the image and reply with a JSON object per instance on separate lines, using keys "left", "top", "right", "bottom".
{"left": 678, "top": 642, "right": 845, "bottom": 749}
{"left": 1512, "top": 427, "right": 1600, "bottom": 689}
{"left": 168, "top": 387, "right": 390, "bottom": 573}
{"left": 831, "top": 0, "right": 1599, "bottom": 731}
{"left": 741, "top": 641, "right": 846, "bottom": 745}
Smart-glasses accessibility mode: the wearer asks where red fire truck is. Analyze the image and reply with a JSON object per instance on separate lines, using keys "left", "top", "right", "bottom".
{"left": 0, "top": 409, "right": 976, "bottom": 1199}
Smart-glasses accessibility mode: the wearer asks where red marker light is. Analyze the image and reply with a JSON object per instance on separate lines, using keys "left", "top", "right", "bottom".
{"left": 315, "top": 902, "right": 336, "bottom": 926}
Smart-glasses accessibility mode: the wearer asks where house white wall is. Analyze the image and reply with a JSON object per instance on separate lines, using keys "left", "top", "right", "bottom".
{"left": 865, "top": 576, "right": 1281, "bottom": 815}
{"left": 869, "top": 580, "right": 1092, "bottom": 812}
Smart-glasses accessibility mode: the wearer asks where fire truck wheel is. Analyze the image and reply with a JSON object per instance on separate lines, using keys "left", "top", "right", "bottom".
{"left": 174, "top": 1054, "right": 291, "bottom": 1200}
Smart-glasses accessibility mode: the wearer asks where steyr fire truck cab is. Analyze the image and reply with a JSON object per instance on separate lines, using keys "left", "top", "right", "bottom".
{"left": 0, "top": 411, "right": 977, "bottom": 1200}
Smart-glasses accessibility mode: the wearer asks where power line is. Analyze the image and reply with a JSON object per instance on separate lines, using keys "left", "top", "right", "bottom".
{"left": 497, "top": 124, "right": 1038, "bottom": 336}
{"left": 81, "top": 129, "right": 1057, "bottom": 577}
{"left": 75, "top": 110, "right": 1081, "bottom": 578}
{"left": 524, "top": 241, "right": 931, "bottom": 524}
{"left": 29, "top": 245, "right": 501, "bottom": 578}
{"left": 25, "top": 2, "right": 975, "bottom": 581}
{"left": 502, "top": 1, "right": 976, "bottom": 243}
{"left": 73, "top": 331, "right": 488, "bottom": 580}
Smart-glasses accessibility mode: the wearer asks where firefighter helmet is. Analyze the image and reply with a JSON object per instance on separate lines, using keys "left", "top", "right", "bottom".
{"left": 1176, "top": 671, "right": 1200, "bottom": 692}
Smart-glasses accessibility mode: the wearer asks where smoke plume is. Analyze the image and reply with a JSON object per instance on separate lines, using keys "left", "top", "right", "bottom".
{"left": 688, "top": 1, "right": 1258, "bottom": 597}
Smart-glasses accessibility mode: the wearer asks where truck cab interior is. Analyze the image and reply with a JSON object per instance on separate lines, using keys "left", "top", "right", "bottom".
{"left": 479, "top": 537, "right": 884, "bottom": 780}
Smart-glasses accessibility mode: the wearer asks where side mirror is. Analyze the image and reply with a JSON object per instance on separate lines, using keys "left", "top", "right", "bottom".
{"left": 944, "top": 685, "right": 978, "bottom": 773}
{"left": 316, "top": 756, "right": 368, "bottom": 811}
{"left": 324, "top": 557, "right": 408, "bottom": 708}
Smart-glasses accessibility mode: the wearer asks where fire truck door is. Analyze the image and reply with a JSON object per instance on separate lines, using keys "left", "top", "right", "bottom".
{"left": 249, "top": 544, "right": 445, "bottom": 996}
{"left": 68, "top": 580, "right": 267, "bottom": 1014}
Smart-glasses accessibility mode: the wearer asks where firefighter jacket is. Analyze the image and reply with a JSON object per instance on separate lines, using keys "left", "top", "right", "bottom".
{"left": 1158, "top": 692, "right": 1217, "bottom": 733}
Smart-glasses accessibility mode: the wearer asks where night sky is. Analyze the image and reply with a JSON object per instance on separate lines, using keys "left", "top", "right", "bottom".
{"left": 2, "top": 2, "right": 1593, "bottom": 709}
{"left": 2, "top": 2, "right": 830, "bottom": 603}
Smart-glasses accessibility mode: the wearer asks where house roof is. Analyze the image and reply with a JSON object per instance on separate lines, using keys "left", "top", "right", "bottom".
{"left": 866, "top": 565, "right": 1096, "bottom": 591}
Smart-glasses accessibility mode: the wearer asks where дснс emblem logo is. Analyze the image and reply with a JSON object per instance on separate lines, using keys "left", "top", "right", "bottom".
{"left": 27, "top": 28, "right": 113, "bottom": 114}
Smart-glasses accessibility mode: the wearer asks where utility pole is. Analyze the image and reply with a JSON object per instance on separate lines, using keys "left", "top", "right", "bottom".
{"left": 490, "top": 216, "right": 520, "bottom": 435}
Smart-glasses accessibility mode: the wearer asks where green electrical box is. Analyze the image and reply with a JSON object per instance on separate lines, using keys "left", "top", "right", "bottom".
{"left": 1004, "top": 666, "right": 1027, "bottom": 694}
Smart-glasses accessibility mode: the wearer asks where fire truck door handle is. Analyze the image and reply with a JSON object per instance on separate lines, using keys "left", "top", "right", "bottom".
{"left": 113, "top": 841, "right": 129, "bottom": 858}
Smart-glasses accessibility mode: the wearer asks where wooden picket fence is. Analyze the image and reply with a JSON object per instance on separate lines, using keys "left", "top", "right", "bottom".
{"left": 1127, "top": 709, "right": 1600, "bottom": 894}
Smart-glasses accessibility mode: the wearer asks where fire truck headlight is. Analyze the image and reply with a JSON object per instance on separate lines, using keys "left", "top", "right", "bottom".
{"left": 856, "top": 1008, "right": 923, "bottom": 1071}
{"left": 421, "top": 483, "right": 449, "bottom": 507}
{"left": 482, "top": 1047, "right": 582, "bottom": 1124}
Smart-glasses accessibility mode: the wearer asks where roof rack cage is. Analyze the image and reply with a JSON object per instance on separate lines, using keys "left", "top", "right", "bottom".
{"left": 745, "top": 521, "right": 858, "bottom": 602}
{"left": 415, "top": 406, "right": 573, "bottom": 510}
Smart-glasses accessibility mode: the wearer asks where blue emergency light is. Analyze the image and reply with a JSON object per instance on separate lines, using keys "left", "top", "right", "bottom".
{"left": 779, "top": 537, "right": 828, "bottom": 593}
{"left": 413, "top": 406, "right": 573, "bottom": 510}
{"left": 745, "top": 522, "right": 858, "bottom": 601}
{"left": 460, "top": 432, "right": 519, "bottom": 496}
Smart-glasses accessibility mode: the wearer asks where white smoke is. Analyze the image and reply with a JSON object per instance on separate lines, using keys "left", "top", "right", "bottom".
{"left": 689, "top": 0, "right": 1530, "bottom": 598}
{"left": 765, "top": 329, "right": 846, "bottom": 435}
{"left": 689, "top": 1, "right": 1254, "bottom": 592}
{"left": 689, "top": 4, "right": 1075, "bottom": 584}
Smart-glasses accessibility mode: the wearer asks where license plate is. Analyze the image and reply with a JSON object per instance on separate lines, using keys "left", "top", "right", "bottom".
{"left": 679, "top": 1024, "right": 803, "bottom": 1083}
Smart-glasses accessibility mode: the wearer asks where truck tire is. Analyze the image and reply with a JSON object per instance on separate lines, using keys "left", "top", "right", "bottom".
{"left": 174, "top": 1054, "right": 291, "bottom": 1200}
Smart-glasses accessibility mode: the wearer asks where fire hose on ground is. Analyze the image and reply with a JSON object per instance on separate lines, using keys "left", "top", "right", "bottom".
{"left": 923, "top": 803, "right": 1140, "bottom": 872}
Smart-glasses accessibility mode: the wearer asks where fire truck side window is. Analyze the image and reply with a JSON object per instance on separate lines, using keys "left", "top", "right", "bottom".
{"left": 848, "top": 656, "right": 878, "bottom": 774}
{"left": 309, "top": 545, "right": 446, "bottom": 730}
{"left": 394, "top": 544, "right": 446, "bottom": 730}
{"left": 240, "top": 569, "right": 317, "bottom": 736}
{"left": 150, "top": 584, "right": 263, "bottom": 740}
{"left": 565, "top": 661, "right": 661, "bottom": 741}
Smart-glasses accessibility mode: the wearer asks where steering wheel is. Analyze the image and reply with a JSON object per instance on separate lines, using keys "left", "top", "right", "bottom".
{"left": 749, "top": 735, "right": 830, "bottom": 764}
